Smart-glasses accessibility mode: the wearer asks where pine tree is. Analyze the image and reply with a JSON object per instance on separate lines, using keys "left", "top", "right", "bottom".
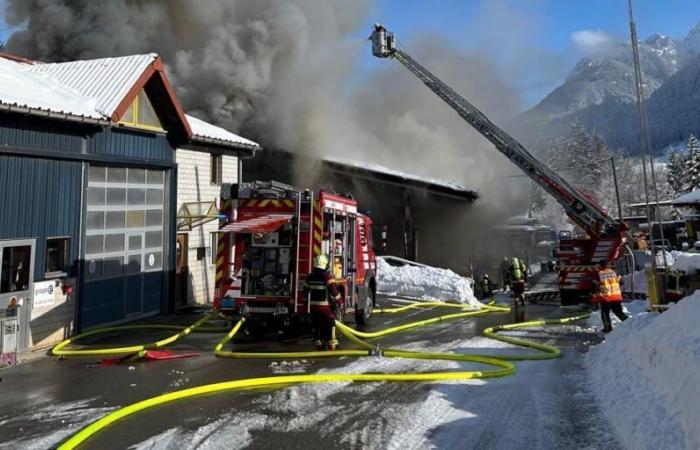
{"left": 685, "top": 134, "right": 700, "bottom": 193}
{"left": 667, "top": 148, "right": 685, "bottom": 197}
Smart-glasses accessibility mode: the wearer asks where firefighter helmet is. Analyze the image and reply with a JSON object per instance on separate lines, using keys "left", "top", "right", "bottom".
{"left": 314, "top": 255, "right": 329, "bottom": 270}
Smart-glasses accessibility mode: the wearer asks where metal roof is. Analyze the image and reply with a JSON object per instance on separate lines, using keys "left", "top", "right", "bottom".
{"left": 0, "top": 53, "right": 259, "bottom": 150}
{"left": 323, "top": 156, "right": 477, "bottom": 200}
{"left": 27, "top": 54, "right": 157, "bottom": 118}
{"left": 0, "top": 56, "right": 105, "bottom": 123}
{"left": 186, "top": 114, "right": 260, "bottom": 150}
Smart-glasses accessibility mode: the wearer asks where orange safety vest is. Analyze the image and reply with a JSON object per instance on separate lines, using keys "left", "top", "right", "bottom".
{"left": 593, "top": 268, "right": 622, "bottom": 302}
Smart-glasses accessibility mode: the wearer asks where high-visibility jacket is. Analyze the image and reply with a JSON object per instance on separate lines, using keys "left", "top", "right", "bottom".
{"left": 304, "top": 268, "right": 339, "bottom": 310}
{"left": 592, "top": 268, "right": 623, "bottom": 303}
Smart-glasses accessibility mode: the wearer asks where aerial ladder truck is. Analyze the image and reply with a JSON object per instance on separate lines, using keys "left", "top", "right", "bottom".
{"left": 370, "top": 24, "right": 628, "bottom": 305}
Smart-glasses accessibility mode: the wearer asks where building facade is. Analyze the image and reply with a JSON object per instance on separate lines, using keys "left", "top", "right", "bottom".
{"left": 0, "top": 54, "right": 258, "bottom": 359}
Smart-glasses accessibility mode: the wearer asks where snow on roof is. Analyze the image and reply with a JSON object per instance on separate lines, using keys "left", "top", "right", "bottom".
{"left": 671, "top": 189, "right": 700, "bottom": 205}
{"left": 27, "top": 54, "right": 157, "bottom": 118}
{"left": 323, "top": 156, "right": 474, "bottom": 196}
{"left": 0, "top": 56, "right": 102, "bottom": 120}
{"left": 186, "top": 114, "right": 260, "bottom": 149}
{"left": 0, "top": 53, "right": 258, "bottom": 150}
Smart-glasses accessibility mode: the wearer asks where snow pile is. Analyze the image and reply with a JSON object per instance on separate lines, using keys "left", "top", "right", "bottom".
{"left": 670, "top": 251, "right": 700, "bottom": 273}
{"left": 586, "top": 294, "right": 700, "bottom": 449}
{"left": 376, "top": 257, "right": 480, "bottom": 307}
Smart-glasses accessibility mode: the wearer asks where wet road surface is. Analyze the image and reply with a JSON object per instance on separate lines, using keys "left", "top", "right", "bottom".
{"left": 0, "top": 294, "right": 621, "bottom": 449}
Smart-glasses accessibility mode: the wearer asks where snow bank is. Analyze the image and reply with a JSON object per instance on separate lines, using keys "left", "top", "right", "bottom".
{"left": 376, "top": 257, "right": 480, "bottom": 307}
{"left": 671, "top": 251, "right": 700, "bottom": 273}
{"left": 586, "top": 294, "right": 700, "bottom": 449}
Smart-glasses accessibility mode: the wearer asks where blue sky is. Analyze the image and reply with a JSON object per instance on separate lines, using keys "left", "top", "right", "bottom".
{"left": 3, "top": 0, "right": 700, "bottom": 106}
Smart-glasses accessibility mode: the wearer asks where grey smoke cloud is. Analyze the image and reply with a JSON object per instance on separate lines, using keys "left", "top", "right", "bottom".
{"left": 5, "top": 0, "right": 530, "bottom": 214}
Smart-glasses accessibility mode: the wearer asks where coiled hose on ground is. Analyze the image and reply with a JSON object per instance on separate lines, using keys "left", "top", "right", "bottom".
{"left": 54, "top": 300, "right": 589, "bottom": 449}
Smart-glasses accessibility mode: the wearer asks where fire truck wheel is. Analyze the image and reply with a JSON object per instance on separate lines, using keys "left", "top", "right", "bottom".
{"left": 355, "top": 286, "right": 374, "bottom": 326}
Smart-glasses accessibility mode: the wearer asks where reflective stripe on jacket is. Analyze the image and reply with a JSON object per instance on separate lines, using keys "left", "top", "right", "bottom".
{"left": 592, "top": 268, "right": 622, "bottom": 302}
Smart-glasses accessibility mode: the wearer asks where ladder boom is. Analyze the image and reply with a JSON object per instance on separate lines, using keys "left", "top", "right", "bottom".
{"left": 370, "top": 24, "right": 618, "bottom": 238}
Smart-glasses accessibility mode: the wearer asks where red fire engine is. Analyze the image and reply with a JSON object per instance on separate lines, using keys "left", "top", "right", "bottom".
{"left": 213, "top": 181, "right": 377, "bottom": 331}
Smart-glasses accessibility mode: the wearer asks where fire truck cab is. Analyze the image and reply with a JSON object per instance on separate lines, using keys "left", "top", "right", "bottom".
{"left": 214, "top": 181, "right": 377, "bottom": 332}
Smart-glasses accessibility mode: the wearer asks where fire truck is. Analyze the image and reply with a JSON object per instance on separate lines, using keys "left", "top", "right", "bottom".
{"left": 213, "top": 181, "right": 378, "bottom": 331}
{"left": 370, "top": 24, "right": 628, "bottom": 305}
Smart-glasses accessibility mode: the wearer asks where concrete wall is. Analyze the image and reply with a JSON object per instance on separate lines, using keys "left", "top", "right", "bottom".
{"left": 176, "top": 149, "right": 238, "bottom": 304}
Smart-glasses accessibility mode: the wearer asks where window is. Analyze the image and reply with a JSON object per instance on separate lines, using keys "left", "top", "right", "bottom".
{"left": 1, "top": 245, "right": 31, "bottom": 294}
{"left": 46, "top": 237, "right": 70, "bottom": 276}
{"left": 85, "top": 165, "right": 166, "bottom": 279}
{"left": 211, "top": 154, "right": 223, "bottom": 185}
{"left": 210, "top": 232, "right": 219, "bottom": 265}
{"left": 196, "top": 247, "right": 206, "bottom": 261}
{"left": 118, "top": 89, "right": 164, "bottom": 132}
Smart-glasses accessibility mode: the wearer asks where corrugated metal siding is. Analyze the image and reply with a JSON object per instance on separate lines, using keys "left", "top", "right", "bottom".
{"left": 87, "top": 127, "right": 173, "bottom": 162}
{"left": 27, "top": 54, "right": 156, "bottom": 118}
{"left": 0, "top": 116, "right": 84, "bottom": 153}
{"left": 0, "top": 155, "right": 82, "bottom": 280}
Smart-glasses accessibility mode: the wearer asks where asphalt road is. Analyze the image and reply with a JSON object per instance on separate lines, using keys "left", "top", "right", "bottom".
{"left": 0, "top": 292, "right": 621, "bottom": 450}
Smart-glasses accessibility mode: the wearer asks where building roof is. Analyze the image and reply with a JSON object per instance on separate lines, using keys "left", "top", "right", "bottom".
{"left": 628, "top": 189, "right": 700, "bottom": 209}
{"left": 27, "top": 54, "right": 158, "bottom": 119}
{"left": 0, "top": 52, "right": 259, "bottom": 153}
{"left": 323, "top": 156, "right": 477, "bottom": 200}
{"left": 185, "top": 114, "right": 260, "bottom": 151}
{"left": 0, "top": 56, "right": 104, "bottom": 122}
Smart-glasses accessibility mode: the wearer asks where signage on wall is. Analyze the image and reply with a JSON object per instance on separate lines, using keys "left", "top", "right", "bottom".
{"left": 33, "top": 281, "right": 57, "bottom": 309}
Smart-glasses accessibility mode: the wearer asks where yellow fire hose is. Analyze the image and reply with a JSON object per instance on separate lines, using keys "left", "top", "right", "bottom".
{"left": 56, "top": 300, "right": 589, "bottom": 450}
{"left": 50, "top": 312, "right": 226, "bottom": 358}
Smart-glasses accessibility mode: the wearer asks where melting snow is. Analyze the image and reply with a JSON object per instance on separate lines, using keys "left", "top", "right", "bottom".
{"left": 376, "top": 257, "right": 479, "bottom": 307}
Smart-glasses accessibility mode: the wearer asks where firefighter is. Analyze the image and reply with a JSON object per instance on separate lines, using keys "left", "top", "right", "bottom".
{"left": 589, "top": 261, "right": 628, "bottom": 333}
{"left": 305, "top": 255, "right": 341, "bottom": 350}
{"left": 480, "top": 273, "right": 494, "bottom": 301}
{"left": 499, "top": 257, "right": 511, "bottom": 292}
{"left": 510, "top": 257, "right": 526, "bottom": 307}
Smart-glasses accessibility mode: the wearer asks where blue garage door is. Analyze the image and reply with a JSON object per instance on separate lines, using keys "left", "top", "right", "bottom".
{"left": 82, "top": 165, "right": 166, "bottom": 328}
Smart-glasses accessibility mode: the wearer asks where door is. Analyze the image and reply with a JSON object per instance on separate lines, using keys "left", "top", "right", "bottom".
{"left": 175, "top": 233, "right": 189, "bottom": 307}
{"left": 0, "top": 240, "right": 35, "bottom": 352}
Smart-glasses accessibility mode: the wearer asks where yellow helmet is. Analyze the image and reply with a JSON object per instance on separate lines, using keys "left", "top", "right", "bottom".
{"left": 314, "top": 255, "right": 329, "bottom": 270}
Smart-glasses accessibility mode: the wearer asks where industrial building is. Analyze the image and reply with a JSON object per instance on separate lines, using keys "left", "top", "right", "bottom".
{"left": 0, "top": 53, "right": 259, "bottom": 356}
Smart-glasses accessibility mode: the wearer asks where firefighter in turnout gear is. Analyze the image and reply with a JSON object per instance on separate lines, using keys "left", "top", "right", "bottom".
{"left": 510, "top": 257, "right": 526, "bottom": 307}
{"left": 480, "top": 273, "right": 494, "bottom": 301}
{"left": 304, "top": 255, "right": 341, "bottom": 350}
{"left": 589, "top": 261, "right": 628, "bottom": 333}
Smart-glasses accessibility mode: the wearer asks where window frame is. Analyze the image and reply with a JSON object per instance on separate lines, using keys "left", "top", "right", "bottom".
{"left": 210, "top": 154, "right": 223, "bottom": 185}
{"left": 45, "top": 236, "right": 71, "bottom": 279}
{"left": 210, "top": 232, "right": 219, "bottom": 265}
{"left": 118, "top": 90, "right": 165, "bottom": 133}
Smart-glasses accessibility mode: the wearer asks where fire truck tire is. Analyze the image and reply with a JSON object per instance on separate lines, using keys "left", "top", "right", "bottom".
{"left": 355, "top": 283, "right": 375, "bottom": 326}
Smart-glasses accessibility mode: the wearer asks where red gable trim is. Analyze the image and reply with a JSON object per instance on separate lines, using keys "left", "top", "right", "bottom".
{"left": 111, "top": 56, "right": 192, "bottom": 139}
{"left": 0, "top": 52, "right": 38, "bottom": 64}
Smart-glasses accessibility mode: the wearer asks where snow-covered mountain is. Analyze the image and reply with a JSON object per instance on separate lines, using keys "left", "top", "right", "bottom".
{"left": 512, "top": 22, "right": 700, "bottom": 155}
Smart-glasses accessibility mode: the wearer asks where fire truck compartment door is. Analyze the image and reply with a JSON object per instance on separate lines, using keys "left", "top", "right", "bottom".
{"left": 220, "top": 214, "right": 293, "bottom": 234}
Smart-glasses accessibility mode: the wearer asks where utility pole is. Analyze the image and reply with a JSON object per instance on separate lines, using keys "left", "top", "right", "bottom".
{"left": 628, "top": 0, "right": 667, "bottom": 302}
{"left": 611, "top": 157, "right": 623, "bottom": 221}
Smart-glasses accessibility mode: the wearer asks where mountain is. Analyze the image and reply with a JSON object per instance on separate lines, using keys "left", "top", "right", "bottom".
{"left": 511, "top": 24, "right": 700, "bottom": 155}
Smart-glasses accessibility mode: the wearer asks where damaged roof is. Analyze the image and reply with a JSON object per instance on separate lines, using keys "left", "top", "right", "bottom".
{"left": 323, "top": 156, "right": 477, "bottom": 200}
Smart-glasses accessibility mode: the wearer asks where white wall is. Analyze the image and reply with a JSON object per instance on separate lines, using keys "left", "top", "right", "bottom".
{"left": 176, "top": 149, "right": 238, "bottom": 304}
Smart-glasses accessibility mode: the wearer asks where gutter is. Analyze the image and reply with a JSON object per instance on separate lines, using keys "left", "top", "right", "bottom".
{"left": 0, "top": 103, "right": 109, "bottom": 126}
{"left": 189, "top": 135, "right": 260, "bottom": 159}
